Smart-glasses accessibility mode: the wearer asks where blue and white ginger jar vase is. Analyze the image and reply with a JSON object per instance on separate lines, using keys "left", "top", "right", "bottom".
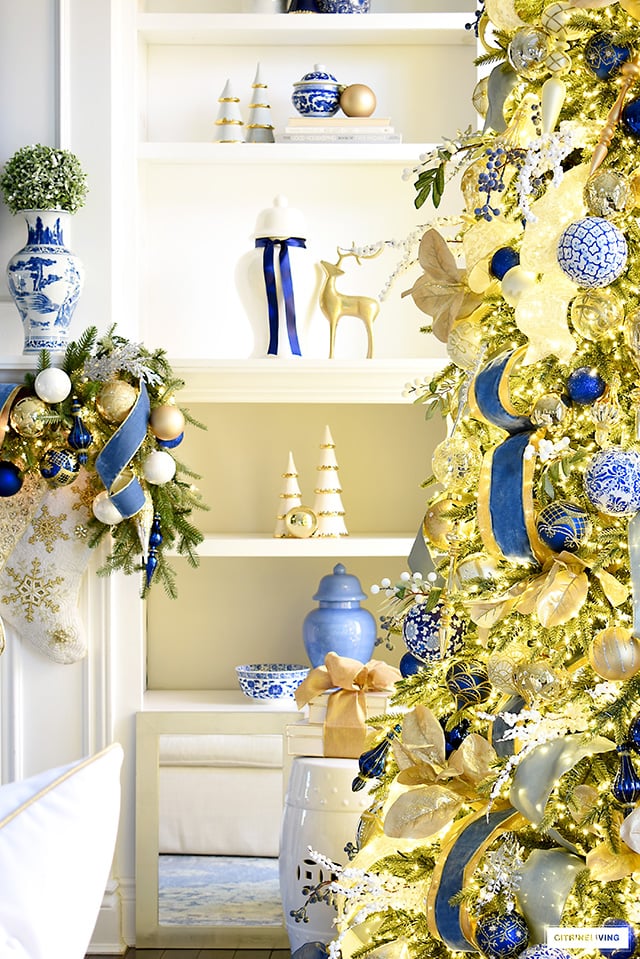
{"left": 7, "top": 210, "right": 84, "bottom": 354}
{"left": 317, "top": 0, "right": 370, "bottom": 10}
{"left": 292, "top": 64, "right": 341, "bottom": 117}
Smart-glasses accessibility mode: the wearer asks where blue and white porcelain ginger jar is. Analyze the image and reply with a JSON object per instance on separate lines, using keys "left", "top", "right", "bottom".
{"left": 7, "top": 210, "right": 84, "bottom": 354}
{"left": 302, "top": 562, "right": 377, "bottom": 668}
{"left": 317, "top": 0, "right": 370, "bottom": 10}
{"left": 292, "top": 64, "right": 341, "bottom": 118}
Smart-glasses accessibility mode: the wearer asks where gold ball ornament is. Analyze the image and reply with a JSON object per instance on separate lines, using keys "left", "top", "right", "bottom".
{"left": 530, "top": 392, "right": 571, "bottom": 430}
{"left": 589, "top": 626, "right": 640, "bottom": 681}
{"left": 487, "top": 645, "right": 530, "bottom": 694}
{"left": 9, "top": 396, "right": 48, "bottom": 436}
{"left": 515, "top": 661, "right": 568, "bottom": 701}
{"left": 96, "top": 380, "right": 138, "bottom": 424}
{"left": 149, "top": 404, "right": 186, "bottom": 441}
{"left": 432, "top": 435, "right": 482, "bottom": 491}
{"left": 584, "top": 170, "right": 630, "bottom": 218}
{"left": 571, "top": 289, "right": 623, "bottom": 342}
{"left": 422, "top": 494, "right": 474, "bottom": 552}
{"left": 624, "top": 308, "right": 640, "bottom": 371}
{"left": 471, "top": 77, "right": 489, "bottom": 117}
{"left": 339, "top": 84, "right": 376, "bottom": 118}
{"left": 447, "top": 317, "right": 485, "bottom": 370}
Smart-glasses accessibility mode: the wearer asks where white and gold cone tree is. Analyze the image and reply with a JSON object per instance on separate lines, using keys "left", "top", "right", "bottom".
{"left": 313, "top": 424, "right": 348, "bottom": 537}
{"left": 274, "top": 450, "right": 303, "bottom": 537}
{"left": 299, "top": 5, "right": 640, "bottom": 959}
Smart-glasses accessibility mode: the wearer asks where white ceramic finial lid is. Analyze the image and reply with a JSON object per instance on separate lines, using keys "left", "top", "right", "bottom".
{"left": 253, "top": 195, "right": 307, "bottom": 240}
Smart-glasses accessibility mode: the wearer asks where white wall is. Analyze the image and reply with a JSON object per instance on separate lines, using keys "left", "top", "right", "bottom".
{"left": 0, "top": 2, "right": 141, "bottom": 951}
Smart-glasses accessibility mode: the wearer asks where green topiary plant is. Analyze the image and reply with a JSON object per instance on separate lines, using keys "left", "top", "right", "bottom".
{"left": 0, "top": 144, "right": 88, "bottom": 215}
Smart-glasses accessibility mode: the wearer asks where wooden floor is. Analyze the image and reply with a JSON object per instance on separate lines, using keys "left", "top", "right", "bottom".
{"left": 87, "top": 950, "right": 290, "bottom": 958}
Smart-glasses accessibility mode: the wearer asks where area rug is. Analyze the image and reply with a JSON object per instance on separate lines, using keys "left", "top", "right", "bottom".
{"left": 158, "top": 854, "right": 284, "bottom": 926}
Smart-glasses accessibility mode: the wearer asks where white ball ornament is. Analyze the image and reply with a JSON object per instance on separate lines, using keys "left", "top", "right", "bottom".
{"left": 501, "top": 266, "right": 537, "bottom": 307}
{"left": 143, "top": 449, "right": 176, "bottom": 485}
{"left": 34, "top": 367, "right": 72, "bottom": 404}
{"left": 92, "top": 490, "right": 125, "bottom": 525}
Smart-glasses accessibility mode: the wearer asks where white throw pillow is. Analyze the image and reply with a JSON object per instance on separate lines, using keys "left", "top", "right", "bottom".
{"left": 0, "top": 743, "right": 123, "bottom": 959}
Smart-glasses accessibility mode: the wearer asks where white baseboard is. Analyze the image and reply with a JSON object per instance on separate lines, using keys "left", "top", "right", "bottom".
{"left": 88, "top": 877, "right": 135, "bottom": 954}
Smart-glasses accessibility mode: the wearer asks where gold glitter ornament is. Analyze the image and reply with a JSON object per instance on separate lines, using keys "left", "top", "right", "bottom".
{"left": 447, "top": 317, "right": 485, "bottom": 370}
{"left": 530, "top": 392, "right": 570, "bottom": 430}
{"left": 149, "top": 404, "right": 185, "bottom": 441}
{"left": 472, "top": 77, "right": 490, "bottom": 117}
{"left": 570, "top": 289, "right": 623, "bottom": 342}
{"left": 515, "top": 661, "right": 567, "bottom": 701}
{"left": 339, "top": 83, "right": 376, "bottom": 118}
{"left": 584, "top": 170, "right": 630, "bottom": 218}
{"left": 95, "top": 379, "right": 138, "bottom": 424}
{"left": 10, "top": 396, "right": 48, "bottom": 436}
{"left": 589, "top": 626, "right": 640, "bottom": 681}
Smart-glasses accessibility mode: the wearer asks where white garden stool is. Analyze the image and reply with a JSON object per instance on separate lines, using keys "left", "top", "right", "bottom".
{"left": 279, "top": 755, "right": 372, "bottom": 952}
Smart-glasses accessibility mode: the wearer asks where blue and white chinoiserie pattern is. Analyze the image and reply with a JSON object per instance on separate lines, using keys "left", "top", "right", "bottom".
{"left": 235, "top": 663, "right": 309, "bottom": 700}
{"left": 402, "top": 602, "right": 465, "bottom": 663}
{"left": 556, "top": 216, "right": 627, "bottom": 288}
{"left": 584, "top": 446, "right": 640, "bottom": 516}
{"left": 6, "top": 210, "right": 84, "bottom": 354}
{"left": 317, "top": 0, "right": 370, "bottom": 10}
{"left": 292, "top": 65, "right": 341, "bottom": 117}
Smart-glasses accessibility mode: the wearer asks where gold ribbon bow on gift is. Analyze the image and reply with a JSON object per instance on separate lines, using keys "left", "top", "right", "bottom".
{"left": 294, "top": 652, "right": 401, "bottom": 759}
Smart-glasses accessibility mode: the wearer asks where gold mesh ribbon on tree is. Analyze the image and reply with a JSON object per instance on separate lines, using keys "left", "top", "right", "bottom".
{"left": 295, "top": 652, "right": 401, "bottom": 759}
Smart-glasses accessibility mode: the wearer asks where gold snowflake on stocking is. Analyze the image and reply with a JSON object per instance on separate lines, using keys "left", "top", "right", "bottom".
{"left": 1, "top": 558, "right": 63, "bottom": 623}
{"left": 28, "top": 505, "right": 69, "bottom": 553}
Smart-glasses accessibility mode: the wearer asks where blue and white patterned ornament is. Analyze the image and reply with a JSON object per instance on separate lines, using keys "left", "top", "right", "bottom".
{"left": 39, "top": 448, "right": 80, "bottom": 486}
{"left": 584, "top": 446, "right": 640, "bottom": 516}
{"left": 557, "top": 217, "right": 627, "bottom": 288}
{"left": 402, "top": 603, "right": 465, "bottom": 663}
{"left": 475, "top": 910, "right": 529, "bottom": 959}
{"left": 520, "top": 947, "right": 571, "bottom": 959}
{"left": 537, "top": 500, "right": 592, "bottom": 552}
{"left": 584, "top": 32, "right": 632, "bottom": 80}
{"left": 599, "top": 919, "right": 638, "bottom": 959}
{"left": 567, "top": 366, "right": 606, "bottom": 405}
{"left": 446, "top": 660, "right": 492, "bottom": 708}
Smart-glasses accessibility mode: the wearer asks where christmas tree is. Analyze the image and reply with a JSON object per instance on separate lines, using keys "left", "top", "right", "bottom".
{"left": 311, "top": 4, "right": 640, "bottom": 959}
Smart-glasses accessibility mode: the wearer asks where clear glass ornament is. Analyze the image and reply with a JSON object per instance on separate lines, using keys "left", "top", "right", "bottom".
{"left": 571, "top": 289, "right": 623, "bottom": 341}
{"left": 584, "top": 169, "right": 630, "bottom": 217}
{"left": 508, "top": 26, "right": 550, "bottom": 77}
{"left": 432, "top": 435, "right": 482, "bottom": 491}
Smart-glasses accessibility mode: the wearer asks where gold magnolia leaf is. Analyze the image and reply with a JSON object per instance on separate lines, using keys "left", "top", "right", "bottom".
{"left": 402, "top": 229, "right": 483, "bottom": 342}
{"left": 593, "top": 568, "right": 630, "bottom": 608}
{"left": 399, "top": 704, "right": 447, "bottom": 766}
{"left": 586, "top": 841, "right": 640, "bottom": 882}
{"left": 383, "top": 785, "right": 463, "bottom": 839}
{"left": 621, "top": 0, "right": 640, "bottom": 17}
{"left": 535, "top": 567, "right": 588, "bottom": 627}
{"left": 444, "top": 732, "right": 497, "bottom": 786}
{"left": 467, "top": 579, "right": 531, "bottom": 628}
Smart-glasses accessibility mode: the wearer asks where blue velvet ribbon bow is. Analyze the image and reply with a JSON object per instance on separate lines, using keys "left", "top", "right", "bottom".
{"left": 255, "top": 237, "right": 306, "bottom": 356}
{"left": 95, "top": 380, "right": 150, "bottom": 518}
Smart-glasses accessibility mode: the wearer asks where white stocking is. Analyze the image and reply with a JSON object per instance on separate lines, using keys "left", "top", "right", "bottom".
{"left": 0, "top": 471, "right": 96, "bottom": 664}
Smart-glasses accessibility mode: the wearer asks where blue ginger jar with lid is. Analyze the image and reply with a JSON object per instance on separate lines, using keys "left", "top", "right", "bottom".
{"left": 302, "top": 563, "right": 377, "bottom": 667}
{"left": 292, "top": 64, "right": 341, "bottom": 118}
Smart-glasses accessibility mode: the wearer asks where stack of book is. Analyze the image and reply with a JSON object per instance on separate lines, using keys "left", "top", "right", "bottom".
{"left": 279, "top": 116, "right": 401, "bottom": 144}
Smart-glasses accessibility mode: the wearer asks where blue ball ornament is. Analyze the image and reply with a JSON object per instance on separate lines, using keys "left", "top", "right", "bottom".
{"left": 402, "top": 603, "right": 465, "bottom": 663}
{"left": 557, "top": 217, "right": 627, "bottom": 288}
{"left": 157, "top": 431, "right": 184, "bottom": 449}
{"left": 475, "top": 910, "right": 529, "bottom": 959}
{"left": 0, "top": 461, "right": 23, "bottom": 497}
{"left": 520, "top": 948, "right": 572, "bottom": 959}
{"left": 567, "top": 366, "right": 606, "bottom": 405}
{"left": 446, "top": 660, "right": 492, "bottom": 708}
{"left": 584, "top": 32, "right": 632, "bottom": 80}
{"left": 399, "top": 651, "right": 423, "bottom": 677}
{"left": 584, "top": 446, "right": 640, "bottom": 516}
{"left": 536, "top": 500, "right": 592, "bottom": 552}
{"left": 490, "top": 247, "right": 520, "bottom": 281}
{"left": 622, "top": 97, "right": 640, "bottom": 138}
{"left": 440, "top": 715, "right": 470, "bottom": 756}
{"left": 628, "top": 713, "right": 640, "bottom": 753}
{"left": 599, "top": 919, "right": 637, "bottom": 959}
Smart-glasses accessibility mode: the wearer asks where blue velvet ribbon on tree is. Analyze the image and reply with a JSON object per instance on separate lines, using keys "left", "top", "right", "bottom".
{"left": 95, "top": 380, "right": 150, "bottom": 518}
{"left": 469, "top": 348, "right": 546, "bottom": 564}
{"left": 255, "top": 237, "right": 306, "bottom": 356}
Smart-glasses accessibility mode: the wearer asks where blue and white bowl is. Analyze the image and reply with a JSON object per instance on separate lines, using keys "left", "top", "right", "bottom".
{"left": 292, "top": 64, "right": 341, "bottom": 117}
{"left": 317, "top": 0, "right": 370, "bottom": 11}
{"left": 236, "top": 663, "right": 309, "bottom": 700}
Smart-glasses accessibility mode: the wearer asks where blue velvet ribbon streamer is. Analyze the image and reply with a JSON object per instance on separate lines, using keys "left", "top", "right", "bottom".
{"left": 470, "top": 349, "right": 544, "bottom": 564}
{"left": 255, "top": 237, "right": 306, "bottom": 356}
{"left": 95, "top": 380, "right": 150, "bottom": 518}
{"left": 429, "top": 805, "right": 521, "bottom": 951}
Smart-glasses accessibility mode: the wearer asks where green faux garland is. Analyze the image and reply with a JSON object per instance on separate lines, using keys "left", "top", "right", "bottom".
{"left": 2, "top": 325, "right": 207, "bottom": 597}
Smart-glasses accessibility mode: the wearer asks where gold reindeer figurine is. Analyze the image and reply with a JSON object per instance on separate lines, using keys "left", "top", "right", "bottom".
{"left": 319, "top": 246, "right": 381, "bottom": 359}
